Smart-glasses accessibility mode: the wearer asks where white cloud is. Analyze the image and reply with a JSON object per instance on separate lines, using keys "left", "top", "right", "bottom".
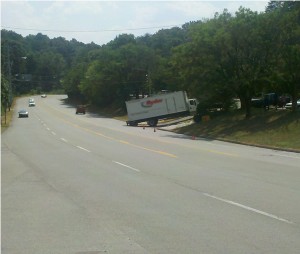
{"left": 167, "top": 1, "right": 217, "bottom": 20}
{"left": 45, "top": 1, "right": 104, "bottom": 16}
{"left": 1, "top": 1, "right": 269, "bottom": 45}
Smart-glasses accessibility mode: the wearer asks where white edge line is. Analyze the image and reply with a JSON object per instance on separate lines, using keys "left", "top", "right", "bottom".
{"left": 51, "top": 131, "right": 56, "bottom": 135}
{"left": 76, "top": 146, "right": 91, "bottom": 152}
{"left": 276, "top": 154, "right": 300, "bottom": 160}
{"left": 60, "top": 138, "right": 68, "bottom": 143}
{"left": 203, "top": 193, "right": 293, "bottom": 224}
{"left": 113, "top": 161, "right": 140, "bottom": 172}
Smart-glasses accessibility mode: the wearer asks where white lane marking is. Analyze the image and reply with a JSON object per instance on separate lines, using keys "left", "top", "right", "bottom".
{"left": 60, "top": 138, "right": 68, "bottom": 143}
{"left": 76, "top": 146, "right": 91, "bottom": 152}
{"left": 47, "top": 127, "right": 50, "bottom": 131}
{"left": 203, "top": 193, "right": 293, "bottom": 224}
{"left": 276, "top": 154, "right": 300, "bottom": 160}
{"left": 51, "top": 131, "right": 56, "bottom": 136}
{"left": 113, "top": 161, "right": 140, "bottom": 172}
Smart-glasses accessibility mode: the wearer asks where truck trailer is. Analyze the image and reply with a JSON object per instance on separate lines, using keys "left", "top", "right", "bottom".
{"left": 125, "top": 91, "right": 198, "bottom": 127}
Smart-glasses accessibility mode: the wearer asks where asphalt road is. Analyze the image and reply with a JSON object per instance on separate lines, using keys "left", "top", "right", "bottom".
{"left": 2, "top": 95, "right": 300, "bottom": 254}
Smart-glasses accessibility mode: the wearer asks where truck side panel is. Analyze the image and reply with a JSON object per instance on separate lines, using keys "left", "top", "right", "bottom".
{"left": 126, "top": 91, "right": 189, "bottom": 122}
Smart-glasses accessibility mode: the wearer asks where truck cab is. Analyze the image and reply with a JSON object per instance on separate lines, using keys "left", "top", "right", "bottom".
{"left": 188, "top": 99, "right": 198, "bottom": 112}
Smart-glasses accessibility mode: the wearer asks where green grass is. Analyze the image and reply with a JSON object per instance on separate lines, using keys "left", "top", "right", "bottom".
{"left": 173, "top": 109, "right": 300, "bottom": 152}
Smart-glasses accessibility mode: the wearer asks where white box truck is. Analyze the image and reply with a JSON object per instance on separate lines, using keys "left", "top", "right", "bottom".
{"left": 125, "top": 91, "right": 198, "bottom": 126}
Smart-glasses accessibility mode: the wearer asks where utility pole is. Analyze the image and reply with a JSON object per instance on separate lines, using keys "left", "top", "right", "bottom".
{"left": 7, "top": 45, "right": 13, "bottom": 111}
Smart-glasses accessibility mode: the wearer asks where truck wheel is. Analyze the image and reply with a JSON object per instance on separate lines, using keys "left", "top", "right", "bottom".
{"left": 147, "top": 119, "right": 158, "bottom": 127}
{"left": 193, "top": 114, "right": 201, "bottom": 123}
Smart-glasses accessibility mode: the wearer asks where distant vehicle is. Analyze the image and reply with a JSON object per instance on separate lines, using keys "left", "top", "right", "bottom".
{"left": 285, "top": 99, "right": 300, "bottom": 110}
{"left": 278, "top": 95, "right": 291, "bottom": 108}
{"left": 251, "top": 93, "right": 280, "bottom": 110}
{"left": 263, "top": 93, "right": 279, "bottom": 110}
{"left": 18, "top": 109, "right": 29, "bottom": 118}
{"left": 76, "top": 105, "right": 86, "bottom": 114}
{"left": 251, "top": 98, "right": 264, "bottom": 108}
{"left": 28, "top": 98, "right": 35, "bottom": 106}
{"left": 29, "top": 101, "right": 35, "bottom": 107}
{"left": 41, "top": 94, "right": 47, "bottom": 98}
{"left": 125, "top": 91, "right": 198, "bottom": 127}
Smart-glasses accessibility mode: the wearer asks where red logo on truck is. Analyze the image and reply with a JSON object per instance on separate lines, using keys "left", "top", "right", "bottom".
{"left": 141, "top": 99, "right": 163, "bottom": 107}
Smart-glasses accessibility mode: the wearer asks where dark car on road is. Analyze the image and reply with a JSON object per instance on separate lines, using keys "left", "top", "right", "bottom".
{"left": 76, "top": 105, "right": 86, "bottom": 114}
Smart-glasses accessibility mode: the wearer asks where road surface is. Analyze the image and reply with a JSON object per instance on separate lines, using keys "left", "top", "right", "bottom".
{"left": 2, "top": 95, "right": 300, "bottom": 253}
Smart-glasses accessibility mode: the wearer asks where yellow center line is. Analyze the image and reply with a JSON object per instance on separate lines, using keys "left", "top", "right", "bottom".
{"left": 39, "top": 102, "right": 237, "bottom": 158}
{"left": 52, "top": 114, "right": 178, "bottom": 158}
{"left": 119, "top": 140, "right": 130, "bottom": 144}
{"left": 207, "top": 149, "right": 238, "bottom": 157}
{"left": 127, "top": 142, "right": 178, "bottom": 158}
{"left": 118, "top": 139, "right": 177, "bottom": 157}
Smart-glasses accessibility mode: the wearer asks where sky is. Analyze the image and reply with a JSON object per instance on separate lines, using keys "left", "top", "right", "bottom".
{"left": 1, "top": 0, "right": 269, "bottom": 46}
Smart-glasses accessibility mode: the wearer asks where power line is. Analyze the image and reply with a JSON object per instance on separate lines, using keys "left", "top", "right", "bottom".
{"left": 1, "top": 24, "right": 182, "bottom": 33}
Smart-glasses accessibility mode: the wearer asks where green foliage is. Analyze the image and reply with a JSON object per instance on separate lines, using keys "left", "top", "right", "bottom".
{"left": 62, "top": 62, "right": 88, "bottom": 100}
{"left": 2, "top": 2, "right": 300, "bottom": 116}
{"left": 1, "top": 75, "right": 9, "bottom": 111}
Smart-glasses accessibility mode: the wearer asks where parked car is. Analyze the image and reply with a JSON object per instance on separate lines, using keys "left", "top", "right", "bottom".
{"left": 76, "top": 105, "right": 86, "bottom": 114}
{"left": 285, "top": 99, "right": 300, "bottom": 110}
{"left": 278, "top": 95, "right": 291, "bottom": 108}
{"left": 18, "top": 109, "right": 29, "bottom": 118}
{"left": 41, "top": 94, "right": 47, "bottom": 98}
{"left": 251, "top": 98, "right": 264, "bottom": 108}
{"left": 263, "top": 93, "right": 279, "bottom": 110}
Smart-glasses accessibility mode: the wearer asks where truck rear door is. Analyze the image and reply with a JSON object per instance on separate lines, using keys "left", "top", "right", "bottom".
{"left": 165, "top": 97, "right": 176, "bottom": 113}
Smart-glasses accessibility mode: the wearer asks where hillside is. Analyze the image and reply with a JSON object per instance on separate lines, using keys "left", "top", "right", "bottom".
{"left": 171, "top": 110, "right": 300, "bottom": 152}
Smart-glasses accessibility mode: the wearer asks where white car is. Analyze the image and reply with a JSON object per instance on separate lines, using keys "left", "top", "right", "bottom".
{"left": 41, "top": 94, "right": 47, "bottom": 98}
{"left": 29, "top": 101, "right": 35, "bottom": 107}
{"left": 18, "top": 109, "right": 29, "bottom": 118}
{"left": 28, "top": 98, "right": 35, "bottom": 107}
{"left": 285, "top": 99, "right": 300, "bottom": 110}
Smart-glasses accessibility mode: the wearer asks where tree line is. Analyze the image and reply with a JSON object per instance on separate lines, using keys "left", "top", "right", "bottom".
{"left": 1, "top": 1, "right": 300, "bottom": 118}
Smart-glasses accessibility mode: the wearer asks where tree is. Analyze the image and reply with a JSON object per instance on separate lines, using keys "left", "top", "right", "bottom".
{"left": 62, "top": 62, "right": 88, "bottom": 100}
{"left": 25, "top": 33, "right": 50, "bottom": 52}
{"left": 1, "top": 75, "right": 9, "bottom": 124}
{"left": 171, "top": 10, "right": 234, "bottom": 107}
{"left": 219, "top": 8, "right": 272, "bottom": 117}
{"left": 107, "top": 34, "right": 136, "bottom": 49}
{"left": 150, "top": 27, "right": 187, "bottom": 57}
{"left": 271, "top": 2, "right": 300, "bottom": 112}
{"left": 265, "top": 1, "right": 284, "bottom": 12}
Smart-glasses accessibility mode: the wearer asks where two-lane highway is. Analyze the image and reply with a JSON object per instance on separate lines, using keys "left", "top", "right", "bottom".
{"left": 2, "top": 95, "right": 300, "bottom": 253}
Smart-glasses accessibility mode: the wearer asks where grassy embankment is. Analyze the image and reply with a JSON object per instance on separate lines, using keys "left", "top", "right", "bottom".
{"left": 92, "top": 104, "right": 300, "bottom": 151}
{"left": 173, "top": 109, "right": 300, "bottom": 152}
{"left": 1, "top": 100, "right": 16, "bottom": 134}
